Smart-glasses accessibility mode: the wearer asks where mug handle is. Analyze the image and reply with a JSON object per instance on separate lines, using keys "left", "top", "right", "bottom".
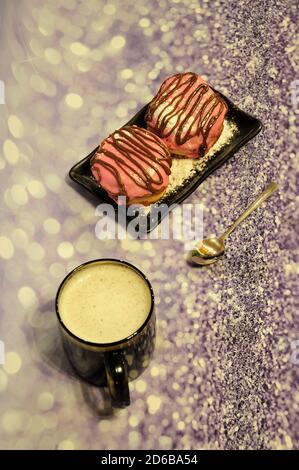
{"left": 104, "top": 351, "right": 130, "bottom": 408}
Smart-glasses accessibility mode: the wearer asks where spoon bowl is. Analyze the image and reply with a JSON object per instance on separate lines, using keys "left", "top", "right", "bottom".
{"left": 196, "top": 237, "right": 225, "bottom": 259}
{"left": 188, "top": 250, "right": 220, "bottom": 266}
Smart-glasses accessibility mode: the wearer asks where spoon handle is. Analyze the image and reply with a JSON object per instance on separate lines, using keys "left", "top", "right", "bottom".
{"left": 220, "top": 182, "right": 278, "bottom": 241}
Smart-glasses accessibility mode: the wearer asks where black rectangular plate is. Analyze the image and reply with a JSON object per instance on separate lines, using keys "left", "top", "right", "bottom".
{"left": 69, "top": 91, "right": 262, "bottom": 233}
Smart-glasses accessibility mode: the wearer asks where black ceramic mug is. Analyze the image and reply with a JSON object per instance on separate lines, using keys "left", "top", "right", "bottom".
{"left": 55, "top": 259, "right": 156, "bottom": 408}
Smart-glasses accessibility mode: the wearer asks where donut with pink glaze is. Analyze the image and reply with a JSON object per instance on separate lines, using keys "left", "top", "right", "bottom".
{"left": 146, "top": 72, "right": 228, "bottom": 158}
{"left": 91, "top": 125, "right": 172, "bottom": 205}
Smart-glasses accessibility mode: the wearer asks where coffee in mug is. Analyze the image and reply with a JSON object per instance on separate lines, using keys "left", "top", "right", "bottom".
{"left": 55, "top": 259, "right": 156, "bottom": 408}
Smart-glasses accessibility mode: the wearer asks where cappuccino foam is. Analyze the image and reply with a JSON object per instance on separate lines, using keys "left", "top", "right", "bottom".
{"left": 58, "top": 261, "right": 152, "bottom": 344}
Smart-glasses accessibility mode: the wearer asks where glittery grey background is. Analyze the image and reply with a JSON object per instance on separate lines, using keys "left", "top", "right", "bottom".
{"left": 0, "top": 0, "right": 298, "bottom": 450}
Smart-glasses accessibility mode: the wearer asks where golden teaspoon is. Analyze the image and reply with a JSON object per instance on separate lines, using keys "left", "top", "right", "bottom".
{"left": 190, "top": 182, "right": 278, "bottom": 266}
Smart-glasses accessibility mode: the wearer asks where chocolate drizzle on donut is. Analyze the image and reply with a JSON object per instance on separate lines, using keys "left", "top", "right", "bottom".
{"left": 146, "top": 72, "right": 227, "bottom": 156}
{"left": 91, "top": 125, "right": 171, "bottom": 198}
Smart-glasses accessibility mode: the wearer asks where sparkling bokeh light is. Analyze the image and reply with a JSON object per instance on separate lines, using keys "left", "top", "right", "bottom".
{"left": 0, "top": 0, "right": 298, "bottom": 451}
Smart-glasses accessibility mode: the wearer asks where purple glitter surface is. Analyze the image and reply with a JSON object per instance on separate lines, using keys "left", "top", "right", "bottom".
{"left": 0, "top": 0, "right": 298, "bottom": 450}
